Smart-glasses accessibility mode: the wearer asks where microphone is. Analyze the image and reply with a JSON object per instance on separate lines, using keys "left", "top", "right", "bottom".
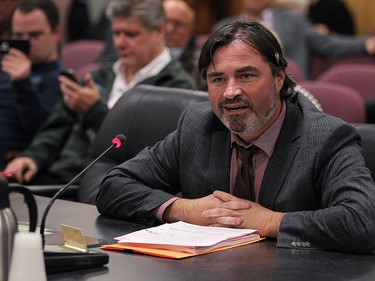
{"left": 39, "top": 134, "right": 126, "bottom": 246}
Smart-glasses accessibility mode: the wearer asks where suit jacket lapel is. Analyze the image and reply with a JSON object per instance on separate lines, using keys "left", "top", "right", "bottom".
{"left": 259, "top": 97, "right": 302, "bottom": 208}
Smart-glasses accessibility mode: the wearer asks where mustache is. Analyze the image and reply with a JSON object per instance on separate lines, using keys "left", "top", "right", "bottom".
{"left": 218, "top": 97, "right": 251, "bottom": 108}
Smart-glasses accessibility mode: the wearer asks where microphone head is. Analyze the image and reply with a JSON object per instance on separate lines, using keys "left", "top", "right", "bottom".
{"left": 112, "top": 134, "right": 126, "bottom": 148}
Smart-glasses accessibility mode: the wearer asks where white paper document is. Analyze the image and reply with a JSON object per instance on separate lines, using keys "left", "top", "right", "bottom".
{"left": 115, "top": 221, "right": 260, "bottom": 253}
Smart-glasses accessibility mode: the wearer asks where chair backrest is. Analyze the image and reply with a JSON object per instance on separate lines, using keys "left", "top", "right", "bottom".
{"left": 316, "top": 64, "right": 375, "bottom": 102}
{"left": 352, "top": 123, "right": 375, "bottom": 181}
{"left": 61, "top": 40, "right": 105, "bottom": 72}
{"left": 309, "top": 54, "right": 375, "bottom": 80}
{"left": 77, "top": 85, "right": 208, "bottom": 204}
{"left": 299, "top": 81, "right": 366, "bottom": 123}
{"left": 75, "top": 62, "right": 99, "bottom": 80}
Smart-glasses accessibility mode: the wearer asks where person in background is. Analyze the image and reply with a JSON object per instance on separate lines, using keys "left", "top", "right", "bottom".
{"left": 272, "top": 0, "right": 309, "bottom": 12}
{"left": 163, "top": 0, "right": 203, "bottom": 89}
{"left": 4, "top": 0, "right": 196, "bottom": 185}
{"left": 213, "top": 0, "right": 375, "bottom": 79}
{"left": 99, "top": 0, "right": 204, "bottom": 88}
{"left": 0, "top": 0, "right": 62, "bottom": 169}
{"left": 96, "top": 20, "right": 375, "bottom": 254}
{"left": 273, "top": 0, "right": 355, "bottom": 35}
{"left": 307, "top": 0, "right": 355, "bottom": 35}
{"left": 66, "top": 0, "right": 111, "bottom": 42}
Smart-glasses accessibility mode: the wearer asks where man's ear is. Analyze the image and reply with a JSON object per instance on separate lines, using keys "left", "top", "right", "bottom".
{"left": 275, "top": 69, "right": 286, "bottom": 92}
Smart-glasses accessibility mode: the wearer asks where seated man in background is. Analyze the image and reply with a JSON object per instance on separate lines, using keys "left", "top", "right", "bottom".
{"left": 4, "top": 0, "right": 196, "bottom": 185}
{"left": 163, "top": 0, "right": 203, "bottom": 89}
{"left": 214, "top": 0, "right": 375, "bottom": 79}
{"left": 307, "top": 0, "right": 355, "bottom": 36}
{"left": 96, "top": 21, "right": 375, "bottom": 254}
{"left": 0, "top": 0, "right": 63, "bottom": 169}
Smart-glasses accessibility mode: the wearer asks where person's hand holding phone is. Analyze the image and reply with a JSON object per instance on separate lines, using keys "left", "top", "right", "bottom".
{"left": 59, "top": 72, "right": 101, "bottom": 114}
{"left": 60, "top": 69, "right": 78, "bottom": 83}
{"left": 1, "top": 47, "right": 32, "bottom": 81}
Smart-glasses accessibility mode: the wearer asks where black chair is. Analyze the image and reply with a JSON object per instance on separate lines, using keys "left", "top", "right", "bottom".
{"left": 23, "top": 85, "right": 208, "bottom": 202}
{"left": 76, "top": 85, "right": 208, "bottom": 203}
{"left": 353, "top": 123, "right": 375, "bottom": 180}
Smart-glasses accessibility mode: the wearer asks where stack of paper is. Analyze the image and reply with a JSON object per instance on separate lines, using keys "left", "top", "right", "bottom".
{"left": 102, "top": 221, "right": 264, "bottom": 259}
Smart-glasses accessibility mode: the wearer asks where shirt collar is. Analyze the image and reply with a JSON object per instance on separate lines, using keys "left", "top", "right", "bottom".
{"left": 112, "top": 48, "right": 172, "bottom": 85}
{"left": 231, "top": 100, "right": 286, "bottom": 158}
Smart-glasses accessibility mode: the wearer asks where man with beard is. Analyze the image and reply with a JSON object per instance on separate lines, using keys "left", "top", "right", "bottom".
{"left": 96, "top": 21, "right": 375, "bottom": 254}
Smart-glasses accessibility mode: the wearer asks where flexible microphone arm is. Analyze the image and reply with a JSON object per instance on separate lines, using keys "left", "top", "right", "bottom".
{"left": 39, "top": 134, "right": 126, "bottom": 247}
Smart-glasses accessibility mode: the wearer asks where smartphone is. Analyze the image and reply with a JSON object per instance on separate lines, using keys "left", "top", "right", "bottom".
{"left": 60, "top": 69, "right": 78, "bottom": 83}
{"left": 0, "top": 37, "right": 30, "bottom": 55}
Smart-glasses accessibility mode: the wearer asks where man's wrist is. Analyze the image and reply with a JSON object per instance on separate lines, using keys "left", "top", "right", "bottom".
{"left": 163, "top": 198, "right": 189, "bottom": 223}
{"left": 261, "top": 211, "right": 285, "bottom": 238}
{"left": 154, "top": 197, "right": 178, "bottom": 222}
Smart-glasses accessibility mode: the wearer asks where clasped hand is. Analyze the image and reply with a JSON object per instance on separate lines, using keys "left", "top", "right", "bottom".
{"left": 165, "top": 190, "right": 284, "bottom": 238}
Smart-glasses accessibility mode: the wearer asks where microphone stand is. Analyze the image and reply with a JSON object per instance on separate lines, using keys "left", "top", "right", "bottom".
{"left": 40, "top": 134, "right": 125, "bottom": 247}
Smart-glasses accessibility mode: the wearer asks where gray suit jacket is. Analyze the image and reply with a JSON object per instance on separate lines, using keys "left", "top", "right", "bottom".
{"left": 97, "top": 93, "right": 375, "bottom": 253}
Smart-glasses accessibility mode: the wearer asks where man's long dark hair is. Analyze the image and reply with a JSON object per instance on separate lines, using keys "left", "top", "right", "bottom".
{"left": 198, "top": 20, "right": 296, "bottom": 99}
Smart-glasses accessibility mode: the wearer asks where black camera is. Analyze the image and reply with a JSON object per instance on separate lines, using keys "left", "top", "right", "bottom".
{"left": 0, "top": 38, "right": 30, "bottom": 55}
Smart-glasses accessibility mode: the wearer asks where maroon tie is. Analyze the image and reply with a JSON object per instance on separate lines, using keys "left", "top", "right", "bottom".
{"left": 234, "top": 145, "right": 258, "bottom": 201}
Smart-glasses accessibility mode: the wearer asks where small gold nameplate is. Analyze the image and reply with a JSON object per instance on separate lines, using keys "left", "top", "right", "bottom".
{"left": 60, "top": 224, "right": 88, "bottom": 252}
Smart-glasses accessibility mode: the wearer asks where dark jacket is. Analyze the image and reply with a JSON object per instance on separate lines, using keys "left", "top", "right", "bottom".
{"left": 23, "top": 59, "right": 196, "bottom": 183}
{"left": 0, "top": 61, "right": 63, "bottom": 168}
